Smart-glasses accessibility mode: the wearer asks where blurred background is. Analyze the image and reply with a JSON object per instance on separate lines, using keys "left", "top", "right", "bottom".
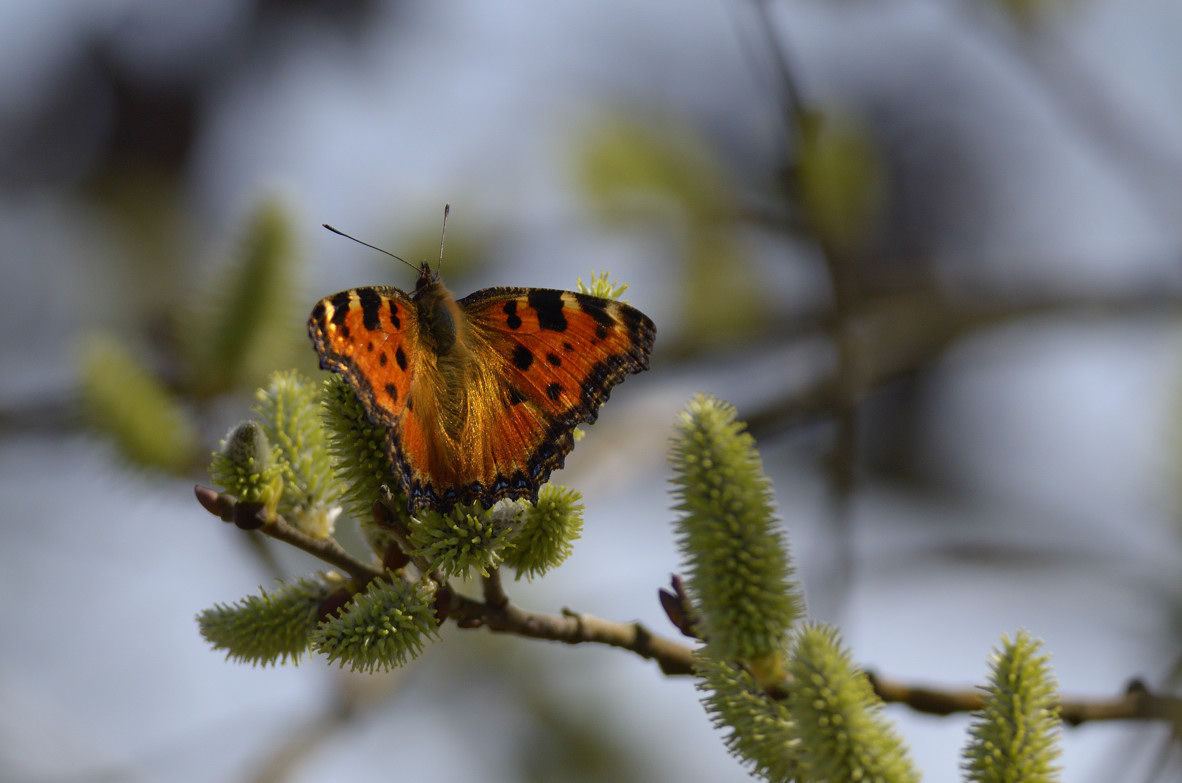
{"left": 3, "top": 0, "right": 1182, "bottom": 780}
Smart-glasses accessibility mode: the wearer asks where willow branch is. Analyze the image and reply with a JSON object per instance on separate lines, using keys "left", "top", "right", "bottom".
{"left": 262, "top": 516, "right": 385, "bottom": 584}
{"left": 194, "top": 485, "right": 385, "bottom": 584}
{"left": 449, "top": 589, "right": 696, "bottom": 676}
{"left": 196, "top": 487, "right": 1181, "bottom": 724}
{"left": 869, "top": 673, "right": 1182, "bottom": 725}
{"left": 446, "top": 588, "right": 1182, "bottom": 724}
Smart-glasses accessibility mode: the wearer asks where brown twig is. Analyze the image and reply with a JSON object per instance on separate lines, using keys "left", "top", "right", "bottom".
{"left": 261, "top": 515, "right": 386, "bottom": 584}
{"left": 194, "top": 485, "right": 385, "bottom": 584}
{"left": 196, "top": 487, "right": 1181, "bottom": 724}
{"left": 870, "top": 674, "right": 1182, "bottom": 725}
{"left": 451, "top": 579, "right": 696, "bottom": 676}
{"left": 448, "top": 584, "right": 1182, "bottom": 724}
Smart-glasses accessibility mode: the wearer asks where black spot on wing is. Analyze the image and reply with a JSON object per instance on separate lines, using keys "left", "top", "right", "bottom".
{"left": 503, "top": 300, "right": 522, "bottom": 330}
{"left": 379, "top": 351, "right": 387, "bottom": 367}
{"left": 329, "top": 291, "right": 352, "bottom": 326}
{"left": 358, "top": 288, "right": 383, "bottom": 331}
{"left": 512, "top": 345, "right": 533, "bottom": 370}
{"left": 507, "top": 386, "right": 526, "bottom": 405}
{"left": 574, "top": 293, "right": 615, "bottom": 330}
{"left": 546, "top": 382, "right": 563, "bottom": 401}
{"left": 385, "top": 383, "right": 398, "bottom": 404}
{"left": 529, "top": 289, "right": 567, "bottom": 332}
{"left": 395, "top": 346, "right": 408, "bottom": 370}
{"left": 387, "top": 299, "right": 401, "bottom": 329}
{"left": 546, "top": 352, "right": 561, "bottom": 367}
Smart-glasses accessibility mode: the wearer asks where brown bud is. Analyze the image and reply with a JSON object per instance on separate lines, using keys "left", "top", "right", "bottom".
{"left": 383, "top": 543, "right": 411, "bottom": 572}
{"left": 371, "top": 498, "right": 393, "bottom": 529}
{"left": 317, "top": 586, "right": 354, "bottom": 622}
{"left": 233, "top": 501, "right": 267, "bottom": 530}
{"left": 659, "top": 588, "right": 686, "bottom": 631}
{"left": 194, "top": 485, "right": 235, "bottom": 521}
{"left": 433, "top": 585, "right": 454, "bottom": 623}
{"left": 660, "top": 574, "right": 700, "bottom": 638}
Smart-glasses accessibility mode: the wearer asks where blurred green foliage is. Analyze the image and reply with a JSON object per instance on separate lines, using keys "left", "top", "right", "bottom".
{"left": 795, "top": 111, "right": 884, "bottom": 261}
{"left": 79, "top": 334, "right": 198, "bottom": 472}
{"left": 989, "top": 0, "right": 1071, "bottom": 29}
{"left": 577, "top": 112, "right": 772, "bottom": 347}
{"left": 180, "top": 201, "right": 301, "bottom": 397}
{"left": 78, "top": 198, "right": 303, "bottom": 476}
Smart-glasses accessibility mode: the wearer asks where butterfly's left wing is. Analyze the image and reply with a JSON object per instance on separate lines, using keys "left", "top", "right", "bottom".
{"left": 307, "top": 286, "right": 421, "bottom": 430}
{"left": 441, "top": 286, "right": 655, "bottom": 507}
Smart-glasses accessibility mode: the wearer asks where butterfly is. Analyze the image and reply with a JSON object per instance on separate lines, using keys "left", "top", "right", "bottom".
{"left": 308, "top": 239, "right": 655, "bottom": 513}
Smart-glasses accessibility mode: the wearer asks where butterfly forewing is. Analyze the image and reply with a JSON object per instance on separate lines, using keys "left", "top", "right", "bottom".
{"left": 460, "top": 287, "right": 654, "bottom": 425}
{"left": 308, "top": 286, "right": 420, "bottom": 428}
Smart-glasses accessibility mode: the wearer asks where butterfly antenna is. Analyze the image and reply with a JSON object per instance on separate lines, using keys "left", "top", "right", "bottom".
{"left": 437, "top": 203, "right": 450, "bottom": 271}
{"left": 322, "top": 224, "right": 418, "bottom": 272}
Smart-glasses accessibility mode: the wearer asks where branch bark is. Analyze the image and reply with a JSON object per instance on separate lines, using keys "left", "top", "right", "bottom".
{"left": 196, "top": 488, "right": 1182, "bottom": 725}
{"left": 870, "top": 673, "right": 1182, "bottom": 725}
{"left": 194, "top": 484, "right": 385, "bottom": 584}
{"left": 451, "top": 573, "right": 696, "bottom": 676}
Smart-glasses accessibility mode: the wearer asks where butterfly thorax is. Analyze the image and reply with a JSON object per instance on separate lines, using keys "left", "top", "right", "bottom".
{"left": 412, "top": 267, "right": 461, "bottom": 356}
{"left": 412, "top": 269, "right": 472, "bottom": 435}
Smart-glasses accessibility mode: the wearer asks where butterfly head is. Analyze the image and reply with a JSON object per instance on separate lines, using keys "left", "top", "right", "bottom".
{"left": 414, "top": 261, "right": 442, "bottom": 293}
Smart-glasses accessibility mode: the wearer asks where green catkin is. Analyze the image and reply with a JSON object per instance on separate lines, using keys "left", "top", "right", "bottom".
{"left": 209, "top": 420, "right": 283, "bottom": 509}
{"left": 695, "top": 655, "right": 801, "bottom": 783}
{"left": 313, "top": 577, "right": 439, "bottom": 672}
{"left": 198, "top": 576, "right": 340, "bottom": 666}
{"left": 504, "top": 485, "right": 584, "bottom": 580}
{"left": 320, "top": 374, "right": 411, "bottom": 551}
{"left": 963, "top": 630, "right": 1062, "bottom": 783}
{"left": 787, "top": 624, "right": 919, "bottom": 783}
{"left": 408, "top": 503, "right": 516, "bottom": 578}
{"left": 670, "top": 394, "right": 804, "bottom": 678}
{"left": 254, "top": 370, "right": 340, "bottom": 538}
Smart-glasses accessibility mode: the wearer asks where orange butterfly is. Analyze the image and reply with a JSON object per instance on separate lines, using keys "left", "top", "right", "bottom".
{"left": 308, "top": 231, "right": 655, "bottom": 513}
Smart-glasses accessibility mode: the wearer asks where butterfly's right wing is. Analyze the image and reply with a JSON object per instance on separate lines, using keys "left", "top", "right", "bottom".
{"left": 438, "top": 286, "right": 654, "bottom": 509}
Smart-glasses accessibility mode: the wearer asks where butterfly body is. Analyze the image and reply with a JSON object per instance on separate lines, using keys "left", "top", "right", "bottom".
{"left": 309, "top": 264, "right": 655, "bottom": 511}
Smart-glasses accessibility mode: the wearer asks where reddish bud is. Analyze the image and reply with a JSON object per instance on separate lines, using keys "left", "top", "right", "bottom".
{"left": 433, "top": 586, "right": 454, "bottom": 623}
{"left": 659, "top": 588, "right": 686, "bottom": 631}
{"left": 371, "top": 498, "right": 393, "bottom": 529}
{"left": 233, "top": 501, "right": 267, "bottom": 530}
{"left": 195, "top": 485, "right": 235, "bottom": 521}
{"left": 317, "top": 586, "right": 355, "bottom": 622}
{"left": 660, "top": 574, "right": 700, "bottom": 638}
{"left": 383, "top": 543, "right": 411, "bottom": 572}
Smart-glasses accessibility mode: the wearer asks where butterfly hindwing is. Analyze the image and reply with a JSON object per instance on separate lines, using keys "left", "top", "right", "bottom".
{"left": 308, "top": 286, "right": 419, "bottom": 428}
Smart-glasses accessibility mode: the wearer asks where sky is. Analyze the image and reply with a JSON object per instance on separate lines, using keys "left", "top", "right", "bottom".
{"left": 2, "top": 0, "right": 1182, "bottom": 781}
